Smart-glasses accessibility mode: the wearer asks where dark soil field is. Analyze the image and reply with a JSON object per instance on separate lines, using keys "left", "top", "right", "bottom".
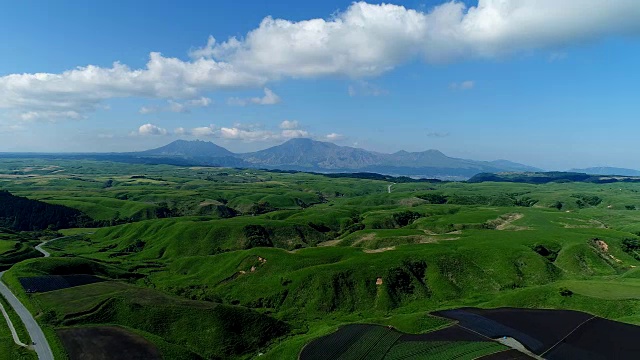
{"left": 299, "top": 324, "right": 390, "bottom": 360}
{"left": 435, "top": 308, "right": 640, "bottom": 359}
{"left": 435, "top": 307, "right": 592, "bottom": 353}
{"left": 19, "top": 274, "right": 104, "bottom": 293}
{"left": 299, "top": 323, "right": 504, "bottom": 360}
{"left": 57, "top": 326, "right": 162, "bottom": 360}
{"left": 545, "top": 317, "right": 640, "bottom": 360}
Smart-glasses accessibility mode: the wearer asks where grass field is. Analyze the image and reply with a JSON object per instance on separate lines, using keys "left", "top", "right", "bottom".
{"left": 2, "top": 159, "right": 640, "bottom": 359}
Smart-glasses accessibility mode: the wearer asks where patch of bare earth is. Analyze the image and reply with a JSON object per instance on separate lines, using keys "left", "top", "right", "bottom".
{"left": 317, "top": 239, "right": 342, "bottom": 247}
{"left": 592, "top": 239, "right": 622, "bottom": 263}
{"left": 418, "top": 236, "right": 459, "bottom": 244}
{"left": 489, "top": 213, "right": 528, "bottom": 231}
{"left": 398, "top": 197, "right": 427, "bottom": 206}
{"left": 364, "top": 246, "right": 396, "bottom": 253}
{"left": 556, "top": 218, "right": 607, "bottom": 229}
{"left": 199, "top": 200, "right": 223, "bottom": 207}
{"left": 352, "top": 233, "right": 377, "bottom": 247}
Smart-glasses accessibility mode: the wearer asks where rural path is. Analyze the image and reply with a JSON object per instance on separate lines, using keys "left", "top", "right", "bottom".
{"left": 0, "top": 271, "right": 54, "bottom": 360}
{"left": 35, "top": 236, "right": 66, "bottom": 258}
{"left": 0, "top": 298, "right": 28, "bottom": 347}
{"left": 387, "top": 183, "right": 396, "bottom": 193}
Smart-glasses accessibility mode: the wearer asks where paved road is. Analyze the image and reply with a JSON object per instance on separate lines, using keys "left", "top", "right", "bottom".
{"left": 35, "top": 238, "right": 56, "bottom": 258}
{"left": 0, "top": 271, "right": 54, "bottom": 360}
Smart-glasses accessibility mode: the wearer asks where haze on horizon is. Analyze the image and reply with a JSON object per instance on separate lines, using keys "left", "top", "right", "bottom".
{"left": 1, "top": 0, "right": 639, "bottom": 170}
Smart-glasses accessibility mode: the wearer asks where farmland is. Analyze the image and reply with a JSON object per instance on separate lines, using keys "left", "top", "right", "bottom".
{"left": 2, "top": 158, "right": 640, "bottom": 359}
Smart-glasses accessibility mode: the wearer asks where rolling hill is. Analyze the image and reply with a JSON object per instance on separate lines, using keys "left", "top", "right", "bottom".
{"left": 569, "top": 167, "right": 640, "bottom": 176}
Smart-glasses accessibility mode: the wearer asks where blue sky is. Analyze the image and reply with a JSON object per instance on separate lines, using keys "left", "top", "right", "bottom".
{"left": 1, "top": 0, "right": 639, "bottom": 170}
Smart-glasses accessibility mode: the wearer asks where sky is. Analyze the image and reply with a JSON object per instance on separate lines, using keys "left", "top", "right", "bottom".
{"left": 1, "top": 0, "right": 639, "bottom": 170}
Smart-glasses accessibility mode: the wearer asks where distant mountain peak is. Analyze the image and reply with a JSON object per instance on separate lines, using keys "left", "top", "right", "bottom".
{"left": 141, "top": 139, "right": 234, "bottom": 158}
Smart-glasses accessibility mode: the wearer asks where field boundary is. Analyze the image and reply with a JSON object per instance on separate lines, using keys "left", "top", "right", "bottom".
{"left": 539, "top": 315, "right": 596, "bottom": 357}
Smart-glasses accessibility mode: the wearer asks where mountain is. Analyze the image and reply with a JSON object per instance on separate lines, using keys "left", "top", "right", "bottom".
{"left": 240, "top": 138, "right": 383, "bottom": 170}
{"left": 489, "top": 160, "right": 542, "bottom": 172}
{"left": 136, "top": 139, "right": 246, "bottom": 167}
{"left": 237, "top": 138, "right": 539, "bottom": 178}
{"left": 385, "top": 150, "right": 478, "bottom": 168}
{"left": 569, "top": 167, "right": 640, "bottom": 177}
{"left": 140, "top": 139, "right": 234, "bottom": 158}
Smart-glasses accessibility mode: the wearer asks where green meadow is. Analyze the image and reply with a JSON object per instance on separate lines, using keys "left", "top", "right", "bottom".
{"left": 2, "top": 158, "right": 640, "bottom": 359}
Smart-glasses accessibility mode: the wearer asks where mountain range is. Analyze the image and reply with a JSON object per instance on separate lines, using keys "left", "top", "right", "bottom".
{"left": 3, "top": 138, "right": 640, "bottom": 179}
{"left": 138, "top": 138, "right": 542, "bottom": 179}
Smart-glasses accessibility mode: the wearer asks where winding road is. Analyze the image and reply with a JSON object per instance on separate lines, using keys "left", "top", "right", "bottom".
{"left": 0, "top": 237, "right": 62, "bottom": 360}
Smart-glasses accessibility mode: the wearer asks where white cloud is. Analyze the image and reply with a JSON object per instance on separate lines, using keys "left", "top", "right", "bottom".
{"left": 137, "top": 123, "right": 168, "bottom": 136}
{"left": 325, "top": 133, "right": 346, "bottom": 141}
{"left": 449, "top": 80, "right": 475, "bottom": 90}
{"left": 279, "top": 120, "right": 299, "bottom": 129}
{"left": 281, "top": 129, "right": 309, "bottom": 138}
{"left": 186, "top": 96, "right": 213, "bottom": 107}
{"left": 140, "top": 96, "right": 212, "bottom": 114}
{"left": 19, "top": 110, "right": 85, "bottom": 121}
{"left": 139, "top": 106, "right": 156, "bottom": 115}
{"left": 227, "top": 87, "right": 281, "bottom": 106}
{"left": 190, "top": 125, "right": 217, "bottom": 137}
{"left": 347, "top": 81, "right": 388, "bottom": 97}
{"left": 219, "top": 127, "right": 275, "bottom": 140}
{"left": 176, "top": 121, "right": 310, "bottom": 142}
{"left": 1, "top": 53, "right": 264, "bottom": 120}
{"left": 207, "top": 1, "right": 640, "bottom": 77}
{"left": 3, "top": 1, "right": 640, "bottom": 121}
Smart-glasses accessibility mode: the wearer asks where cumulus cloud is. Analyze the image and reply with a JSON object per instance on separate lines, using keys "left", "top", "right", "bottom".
{"left": 136, "top": 123, "right": 168, "bottom": 136}
{"left": 190, "top": 125, "right": 217, "bottom": 137}
{"left": 279, "top": 120, "right": 299, "bottom": 129}
{"left": 227, "top": 87, "right": 281, "bottom": 106}
{"left": 139, "top": 96, "right": 212, "bottom": 114}
{"left": 449, "top": 80, "right": 475, "bottom": 90}
{"left": 19, "top": 110, "right": 85, "bottom": 121}
{"left": 325, "top": 133, "right": 346, "bottom": 141}
{"left": 206, "top": 1, "right": 640, "bottom": 77}
{"left": 281, "top": 129, "right": 309, "bottom": 138}
{"left": 176, "top": 121, "right": 310, "bottom": 142}
{"left": 0, "top": 53, "right": 264, "bottom": 120}
{"left": 348, "top": 81, "right": 388, "bottom": 97}
{"left": 3, "top": 1, "right": 640, "bottom": 120}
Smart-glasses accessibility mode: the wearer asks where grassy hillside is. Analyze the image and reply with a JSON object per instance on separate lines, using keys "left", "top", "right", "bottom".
{"left": 3, "top": 159, "right": 640, "bottom": 359}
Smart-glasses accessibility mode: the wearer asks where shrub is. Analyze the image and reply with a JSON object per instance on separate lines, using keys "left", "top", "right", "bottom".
{"left": 559, "top": 287, "right": 573, "bottom": 297}
{"left": 247, "top": 202, "right": 276, "bottom": 215}
{"left": 416, "top": 193, "right": 448, "bottom": 204}
{"left": 243, "top": 225, "right": 273, "bottom": 249}
{"left": 392, "top": 211, "right": 423, "bottom": 227}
